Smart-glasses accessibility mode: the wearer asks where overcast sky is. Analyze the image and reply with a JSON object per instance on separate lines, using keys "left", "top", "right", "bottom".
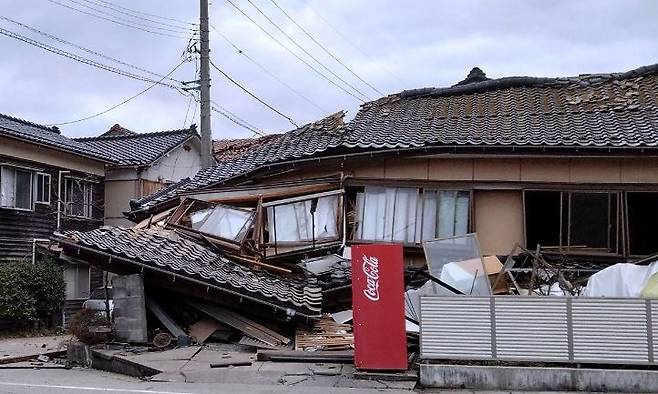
{"left": 1, "top": 0, "right": 657, "bottom": 139}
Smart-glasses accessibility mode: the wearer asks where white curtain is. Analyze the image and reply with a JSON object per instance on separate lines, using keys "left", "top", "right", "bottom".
{"left": 357, "top": 187, "right": 470, "bottom": 244}
{"left": 197, "top": 206, "right": 253, "bottom": 241}
{"left": 268, "top": 195, "right": 339, "bottom": 243}
{"left": 0, "top": 167, "right": 15, "bottom": 207}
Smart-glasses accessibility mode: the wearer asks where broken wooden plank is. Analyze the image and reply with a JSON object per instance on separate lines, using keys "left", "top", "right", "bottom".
{"left": 0, "top": 350, "right": 67, "bottom": 365}
{"left": 145, "top": 296, "right": 188, "bottom": 340}
{"left": 189, "top": 319, "right": 222, "bottom": 344}
{"left": 210, "top": 360, "right": 253, "bottom": 368}
{"left": 257, "top": 350, "right": 353, "bottom": 363}
{"left": 188, "top": 301, "right": 290, "bottom": 347}
{"left": 238, "top": 335, "right": 290, "bottom": 350}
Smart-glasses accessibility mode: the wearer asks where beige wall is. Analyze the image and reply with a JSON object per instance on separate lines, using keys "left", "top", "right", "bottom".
{"left": 105, "top": 179, "right": 139, "bottom": 226}
{"left": 474, "top": 190, "right": 525, "bottom": 255}
{"left": 343, "top": 156, "right": 658, "bottom": 185}
{"left": 0, "top": 136, "right": 106, "bottom": 176}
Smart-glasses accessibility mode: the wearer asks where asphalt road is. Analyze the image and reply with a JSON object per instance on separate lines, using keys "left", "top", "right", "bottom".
{"left": 0, "top": 367, "right": 413, "bottom": 394}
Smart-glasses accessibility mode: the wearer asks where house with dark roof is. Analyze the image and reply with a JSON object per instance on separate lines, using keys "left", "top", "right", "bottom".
{"left": 0, "top": 113, "right": 117, "bottom": 322}
{"left": 76, "top": 124, "right": 203, "bottom": 226}
{"left": 126, "top": 63, "right": 658, "bottom": 263}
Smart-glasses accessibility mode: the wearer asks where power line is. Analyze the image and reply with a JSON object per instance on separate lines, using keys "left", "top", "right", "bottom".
{"left": 301, "top": 0, "right": 408, "bottom": 86}
{"left": 209, "top": 59, "right": 298, "bottom": 127}
{"left": 46, "top": 0, "right": 192, "bottom": 39}
{"left": 211, "top": 99, "right": 265, "bottom": 136}
{"left": 210, "top": 23, "right": 328, "bottom": 115}
{"left": 268, "top": 0, "right": 383, "bottom": 96}
{"left": 65, "top": 0, "right": 195, "bottom": 34}
{"left": 224, "top": 0, "right": 364, "bottom": 103}
{"left": 211, "top": 104, "right": 265, "bottom": 137}
{"left": 47, "top": 60, "right": 188, "bottom": 126}
{"left": 244, "top": 0, "right": 371, "bottom": 101}
{"left": 95, "top": 0, "right": 197, "bottom": 27}
{"left": 0, "top": 16, "right": 182, "bottom": 84}
{"left": 78, "top": 0, "right": 197, "bottom": 31}
{"left": 0, "top": 26, "right": 183, "bottom": 88}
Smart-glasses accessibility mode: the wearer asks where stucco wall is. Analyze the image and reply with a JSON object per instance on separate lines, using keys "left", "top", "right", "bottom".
{"left": 105, "top": 179, "right": 139, "bottom": 226}
{"left": 474, "top": 190, "right": 524, "bottom": 255}
{"left": 141, "top": 142, "right": 201, "bottom": 183}
{"left": 0, "top": 135, "right": 106, "bottom": 176}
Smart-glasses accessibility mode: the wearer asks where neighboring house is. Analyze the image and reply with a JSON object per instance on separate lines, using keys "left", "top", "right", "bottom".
{"left": 76, "top": 124, "right": 203, "bottom": 226}
{"left": 127, "top": 63, "right": 658, "bottom": 264}
{"left": 0, "top": 113, "right": 115, "bottom": 321}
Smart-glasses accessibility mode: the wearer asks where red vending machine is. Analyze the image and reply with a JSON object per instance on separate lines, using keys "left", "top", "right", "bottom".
{"left": 351, "top": 244, "right": 407, "bottom": 371}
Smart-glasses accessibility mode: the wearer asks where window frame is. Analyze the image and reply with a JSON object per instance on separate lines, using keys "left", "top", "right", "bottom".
{"left": 35, "top": 172, "right": 51, "bottom": 205}
{"left": 352, "top": 186, "right": 471, "bottom": 246}
{"left": 64, "top": 177, "right": 94, "bottom": 219}
{"left": 523, "top": 189, "right": 621, "bottom": 256}
{"left": 0, "top": 165, "right": 34, "bottom": 211}
{"left": 64, "top": 263, "right": 91, "bottom": 300}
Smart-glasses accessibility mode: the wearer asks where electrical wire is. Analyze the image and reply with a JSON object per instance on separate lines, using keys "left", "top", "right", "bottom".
{"left": 301, "top": 0, "right": 408, "bottom": 85}
{"left": 94, "top": 0, "right": 197, "bottom": 27}
{"left": 224, "top": 0, "right": 364, "bottom": 103}
{"left": 46, "top": 0, "right": 193, "bottom": 39}
{"left": 211, "top": 105, "right": 265, "bottom": 137}
{"left": 0, "top": 16, "right": 182, "bottom": 84}
{"left": 77, "top": 0, "right": 197, "bottom": 32}
{"left": 210, "top": 23, "right": 328, "bottom": 115}
{"left": 209, "top": 59, "right": 298, "bottom": 127}
{"left": 211, "top": 99, "right": 265, "bottom": 136}
{"left": 268, "top": 0, "right": 383, "bottom": 96}
{"left": 64, "top": 0, "right": 195, "bottom": 35}
{"left": 0, "top": 27, "right": 183, "bottom": 88}
{"left": 244, "top": 0, "right": 371, "bottom": 101}
{"left": 47, "top": 59, "right": 189, "bottom": 126}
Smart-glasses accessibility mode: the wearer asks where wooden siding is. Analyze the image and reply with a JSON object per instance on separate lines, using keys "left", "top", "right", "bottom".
{"left": 0, "top": 155, "right": 104, "bottom": 261}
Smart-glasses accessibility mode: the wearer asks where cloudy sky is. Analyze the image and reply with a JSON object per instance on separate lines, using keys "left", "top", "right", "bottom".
{"left": 1, "top": 0, "right": 657, "bottom": 139}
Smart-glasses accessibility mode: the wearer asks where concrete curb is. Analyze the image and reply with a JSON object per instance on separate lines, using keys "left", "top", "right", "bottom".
{"left": 420, "top": 363, "right": 658, "bottom": 393}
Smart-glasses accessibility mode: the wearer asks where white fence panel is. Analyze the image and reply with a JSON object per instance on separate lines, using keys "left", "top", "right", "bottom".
{"left": 421, "top": 296, "right": 658, "bottom": 365}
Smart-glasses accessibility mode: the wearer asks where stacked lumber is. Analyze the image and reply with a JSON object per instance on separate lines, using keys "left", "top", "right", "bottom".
{"left": 295, "top": 316, "right": 353, "bottom": 351}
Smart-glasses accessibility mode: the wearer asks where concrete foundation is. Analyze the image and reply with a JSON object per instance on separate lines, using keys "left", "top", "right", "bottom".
{"left": 420, "top": 363, "right": 658, "bottom": 393}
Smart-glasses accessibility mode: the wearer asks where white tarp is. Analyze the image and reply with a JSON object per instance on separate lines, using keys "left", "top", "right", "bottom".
{"left": 190, "top": 205, "right": 254, "bottom": 241}
{"left": 583, "top": 261, "right": 658, "bottom": 297}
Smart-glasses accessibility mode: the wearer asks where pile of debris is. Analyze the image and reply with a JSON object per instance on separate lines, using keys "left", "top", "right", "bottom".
{"left": 46, "top": 185, "right": 361, "bottom": 363}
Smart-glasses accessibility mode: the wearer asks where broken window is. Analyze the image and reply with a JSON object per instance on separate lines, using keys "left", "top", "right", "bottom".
{"left": 168, "top": 199, "right": 256, "bottom": 245}
{"left": 354, "top": 186, "right": 469, "bottom": 244}
{"left": 627, "top": 192, "right": 658, "bottom": 255}
{"left": 266, "top": 192, "right": 340, "bottom": 245}
{"left": 65, "top": 178, "right": 93, "bottom": 218}
{"left": 0, "top": 166, "right": 33, "bottom": 210}
{"left": 190, "top": 205, "right": 254, "bottom": 241}
{"left": 423, "top": 233, "right": 491, "bottom": 296}
{"left": 524, "top": 190, "right": 618, "bottom": 253}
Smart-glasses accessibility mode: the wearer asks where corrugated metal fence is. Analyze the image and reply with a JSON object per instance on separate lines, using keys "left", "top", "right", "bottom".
{"left": 420, "top": 296, "right": 657, "bottom": 365}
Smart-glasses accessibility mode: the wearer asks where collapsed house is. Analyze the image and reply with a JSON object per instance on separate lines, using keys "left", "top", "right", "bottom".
{"left": 47, "top": 63, "right": 658, "bottom": 364}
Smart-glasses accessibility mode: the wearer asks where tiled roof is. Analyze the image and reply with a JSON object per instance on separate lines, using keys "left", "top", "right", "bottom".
{"left": 344, "top": 64, "right": 658, "bottom": 149}
{"left": 130, "top": 112, "right": 345, "bottom": 213}
{"left": 57, "top": 226, "right": 323, "bottom": 316}
{"left": 76, "top": 127, "right": 198, "bottom": 166}
{"left": 0, "top": 113, "right": 115, "bottom": 162}
{"left": 129, "top": 63, "right": 658, "bottom": 216}
{"left": 213, "top": 134, "right": 282, "bottom": 162}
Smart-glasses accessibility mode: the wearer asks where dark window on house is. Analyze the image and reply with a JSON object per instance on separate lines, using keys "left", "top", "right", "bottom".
{"left": 525, "top": 191, "right": 561, "bottom": 250}
{"left": 0, "top": 166, "right": 33, "bottom": 210}
{"left": 627, "top": 192, "right": 658, "bottom": 255}
{"left": 36, "top": 173, "right": 51, "bottom": 204}
{"left": 65, "top": 178, "right": 93, "bottom": 218}
{"left": 525, "top": 190, "right": 618, "bottom": 253}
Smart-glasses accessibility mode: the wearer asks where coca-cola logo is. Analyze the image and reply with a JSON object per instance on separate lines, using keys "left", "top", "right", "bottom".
{"left": 362, "top": 254, "right": 380, "bottom": 301}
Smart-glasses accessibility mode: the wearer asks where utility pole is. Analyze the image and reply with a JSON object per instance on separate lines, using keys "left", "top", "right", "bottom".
{"left": 199, "top": 0, "right": 212, "bottom": 168}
